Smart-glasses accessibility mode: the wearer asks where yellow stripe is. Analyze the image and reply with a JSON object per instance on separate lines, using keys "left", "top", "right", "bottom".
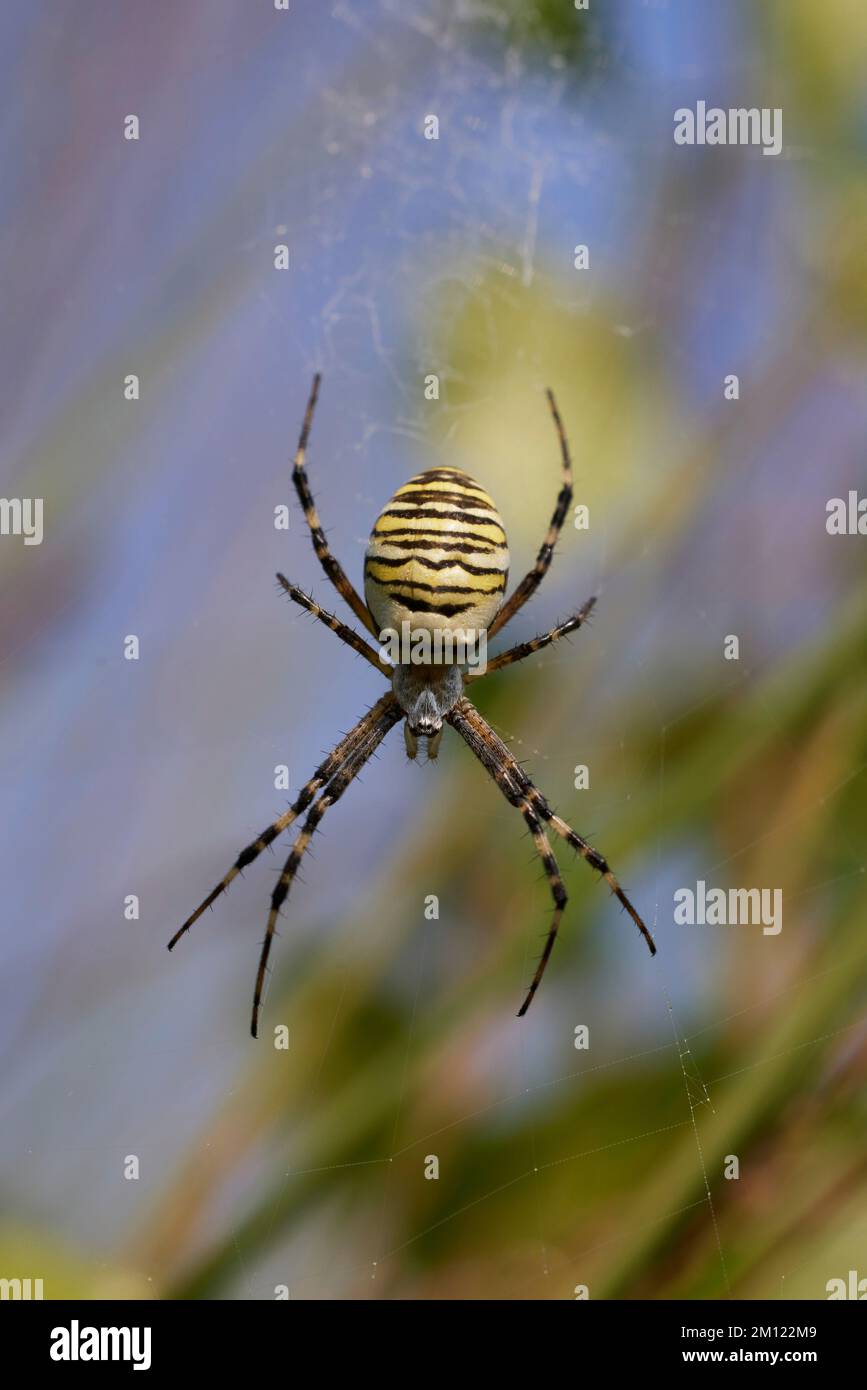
{"left": 372, "top": 513, "right": 506, "bottom": 543}
{"left": 366, "top": 560, "right": 504, "bottom": 592}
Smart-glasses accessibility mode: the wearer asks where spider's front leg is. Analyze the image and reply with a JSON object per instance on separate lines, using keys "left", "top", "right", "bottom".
{"left": 447, "top": 696, "right": 655, "bottom": 1012}
{"left": 168, "top": 691, "right": 397, "bottom": 950}
{"left": 251, "top": 693, "right": 402, "bottom": 1035}
{"left": 446, "top": 698, "right": 569, "bottom": 1013}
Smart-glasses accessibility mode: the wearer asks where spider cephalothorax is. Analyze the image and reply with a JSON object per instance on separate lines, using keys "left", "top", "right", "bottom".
{"left": 392, "top": 662, "right": 462, "bottom": 757}
{"left": 169, "top": 375, "right": 656, "bottom": 1036}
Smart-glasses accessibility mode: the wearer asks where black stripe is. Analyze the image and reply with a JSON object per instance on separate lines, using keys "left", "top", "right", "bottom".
{"left": 372, "top": 529, "right": 502, "bottom": 552}
{"left": 393, "top": 596, "right": 476, "bottom": 617}
{"left": 373, "top": 577, "right": 505, "bottom": 597}
{"left": 412, "top": 469, "right": 483, "bottom": 487}
{"left": 393, "top": 488, "right": 497, "bottom": 510}
{"left": 380, "top": 507, "right": 507, "bottom": 533}
{"left": 366, "top": 554, "right": 506, "bottom": 577}
{"left": 391, "top": 489, "right": 494, "bottom": 511}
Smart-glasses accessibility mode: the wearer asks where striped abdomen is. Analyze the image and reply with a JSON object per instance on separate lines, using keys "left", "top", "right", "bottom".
{"left": 364, "top": 467, "right": 509, "bottom": 637}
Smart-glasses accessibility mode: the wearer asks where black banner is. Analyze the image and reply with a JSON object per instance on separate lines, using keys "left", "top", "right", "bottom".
{"left": 1, "top": 1298, "right": 860, "bottom": 1373}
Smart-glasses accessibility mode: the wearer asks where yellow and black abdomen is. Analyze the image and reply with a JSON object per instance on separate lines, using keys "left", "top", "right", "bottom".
{"left": 364, "top": 467, "right": 509, "bottom": 637}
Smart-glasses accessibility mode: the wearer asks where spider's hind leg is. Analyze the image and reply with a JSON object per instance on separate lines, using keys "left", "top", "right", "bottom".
{"left": 290, "top": 374, "right": 378, "bottom": 637}
{"left": 487, "top": 388, "right": 574, "bottom": 640}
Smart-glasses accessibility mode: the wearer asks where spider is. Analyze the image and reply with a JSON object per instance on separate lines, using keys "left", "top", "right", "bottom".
{"left": 168, "top": 375, "right": 656, "bottom": 1035}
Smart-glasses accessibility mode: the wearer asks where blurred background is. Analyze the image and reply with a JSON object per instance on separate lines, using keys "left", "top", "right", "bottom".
{"left": 1, "top": 0, "right": 866, "bottom": 1300}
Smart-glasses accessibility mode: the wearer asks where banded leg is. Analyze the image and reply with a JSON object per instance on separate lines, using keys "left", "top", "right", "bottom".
{"left": 487, "top": 388, "right": 573, "bottom": 639}
{"left": 512, "top": 798, "right": 569, "bottom": 1015}
{"left": 448, "top": 697, "right": 655, "bottom": 1012}
{"left": 467, "top": 596, "right": 596, "bottom": 683}
{"left": 291, "top": 374, "right": 378, "bottom": 638}
{"left": 452, "top": 697, "right": 655, "bottom": 954}
{"left": 446, "top": 699, "right": 569, "bottom": 1014}
{"left": 519, "top": 781, "right": 655, "bottom": 959}
{"left": 276, "top": 574, "right": 391, "bottom": 677}
{"left": 251, "top": 696, "right": 402, "bottom": 1036}
{"left": 167, "top": 692, "right": 398, "bottom": 950}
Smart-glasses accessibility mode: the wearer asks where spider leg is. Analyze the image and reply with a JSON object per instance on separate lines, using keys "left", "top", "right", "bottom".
{"left": 291, "top": 373, "right": 379, "bottom": 638}
{"left": 467, "top": 596, "right": 596, "bottom": 683}
{"left": 516, "top": 805, "right": 568, "bottom": 1015}
{"left": 276, "top": 574, "right": 391, "bottom": 677}
{"left": 529, "top": 797, "right": 656, "bottom": 955}
{"left": 445, "top": 697, "right": 567, "bottom": 1013}
{"left": 167, "top": 692, "right": 398, "bottom": 950}
{"left": 251, "top": 695, "right": 402, "bottom": 1036}
{"left": 447, "top": 696, "right": 655, "bottom": 1012}
{"left": 487, "top": 388, "right": 573, "bottom": 639}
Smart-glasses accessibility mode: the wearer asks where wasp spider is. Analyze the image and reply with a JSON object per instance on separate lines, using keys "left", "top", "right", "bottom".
{"left": 169, "top": 376, "right": 656, "bottom": 1035}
